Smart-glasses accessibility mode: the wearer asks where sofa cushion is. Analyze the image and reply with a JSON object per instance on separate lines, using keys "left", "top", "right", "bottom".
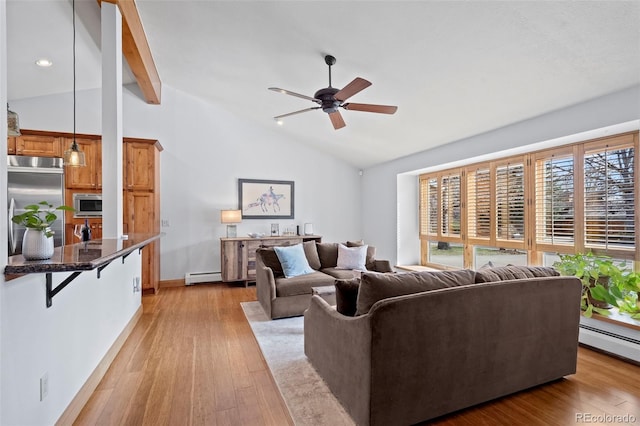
{"left": 322, "top": 267, "right": 361, "bottom": 280}
{"left": 337, "top": 244, "right": 368, "bottom": 270}
{"left": 345, "top": 240, "right": 377, "bottom": 269}
{"left": 275, "top": 271, "right": 337, "bottom": 297}
{"left": 475, "top": 265, "right": 559, "bottom": 283}
{"left": 356, "top": 269, "right": 477, "bottom": 315}
{"left": 317, "top": 243, "right": 339, "bottom": 268}
{"left": 335, "top": 278, "right": 361, "bottom": 316}
{"left": 257, "top": 248, "right": 284, "bottom": 277}
{"left": 303, "top": 240, "right": 322, "bottom": 270}
{"left": 274, "top": 244, "right": 315, "bottom": 278}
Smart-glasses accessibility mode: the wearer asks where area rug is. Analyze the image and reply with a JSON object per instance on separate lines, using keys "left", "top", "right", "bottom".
{"left": 241, "top": 301, "right": 355, "bottom": 426}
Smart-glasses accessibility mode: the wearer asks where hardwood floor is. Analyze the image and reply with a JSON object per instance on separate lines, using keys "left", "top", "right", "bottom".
{"left": 74, "top": 284, "right": 292, "bottom": 426}
{"left": 75, "top": 284, "right": 640, "bottom": 426}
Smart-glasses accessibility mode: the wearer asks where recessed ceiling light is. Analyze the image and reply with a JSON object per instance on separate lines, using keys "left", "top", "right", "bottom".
{"left": 35, "top": 58, "right": 53, "bottom": 67}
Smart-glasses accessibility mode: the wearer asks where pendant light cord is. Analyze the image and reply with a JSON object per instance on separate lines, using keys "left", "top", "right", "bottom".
{"left": 72, "top": 0, "right": 77, "bottom": 149}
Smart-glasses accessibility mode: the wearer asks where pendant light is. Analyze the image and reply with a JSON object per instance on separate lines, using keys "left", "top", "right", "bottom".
{"left": 7, "top": 103, "right": 21, "bottom": 136}
{"left": 63, "top": 0, "right": 86, "bottom": 167}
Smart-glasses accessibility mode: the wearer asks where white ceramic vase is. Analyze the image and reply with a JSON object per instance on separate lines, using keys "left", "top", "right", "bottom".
{"left": 22, "top": 228, "right": 54, "bottom": 260}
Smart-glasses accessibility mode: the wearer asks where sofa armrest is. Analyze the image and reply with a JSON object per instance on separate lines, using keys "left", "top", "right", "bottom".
{"left": 372, "top": 259, "right": 393, "bottom": 273}
{"left": 256, "top": 259, "right": 276, "bottom": 319}
{"left": 304, "top": 296, "right": 372, "bottom": 425}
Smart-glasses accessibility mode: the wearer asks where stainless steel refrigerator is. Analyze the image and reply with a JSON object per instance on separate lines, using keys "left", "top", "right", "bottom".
{"left": 8, "top": 155, "right": 65, "bottom": 255}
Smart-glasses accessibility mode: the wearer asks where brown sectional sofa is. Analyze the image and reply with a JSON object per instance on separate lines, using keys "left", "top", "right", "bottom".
{"left": 256, "top": 241, "right": 393, "bottom": 319}
{"left": 304, "top": 267, "right": 582, "bottom": 425}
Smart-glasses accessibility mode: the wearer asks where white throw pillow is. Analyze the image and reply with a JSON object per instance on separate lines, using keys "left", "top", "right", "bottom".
{"left": 336, "top": 243, "right": 368, "bottom": 270}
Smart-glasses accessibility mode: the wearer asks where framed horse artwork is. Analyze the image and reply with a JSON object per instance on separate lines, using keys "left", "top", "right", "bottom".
{"left": 238, "top": 178, "right": 295, "bottom": 219}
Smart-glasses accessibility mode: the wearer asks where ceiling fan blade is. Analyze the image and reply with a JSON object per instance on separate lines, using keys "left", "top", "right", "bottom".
{"left": 343, "top": 103, "right": 398, "bottom": 114}
{"left": 334, "top": 77, "right": 372, "bottom": 102}
{"left": 269, "top": 87, "right": 319, "bottom": 103}
{"left": 329, "top": 111, "right": 346, "bottom": 130}
{"left": 274, "top": 107, "right": 320, "bottom": 120}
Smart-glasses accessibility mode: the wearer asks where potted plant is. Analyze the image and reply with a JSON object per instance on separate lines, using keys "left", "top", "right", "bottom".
{"left": 11, "top": 201, "right": 74, "bottom": 260}
{"left": 552, "top": 252, "right": 624, "bottom": 318}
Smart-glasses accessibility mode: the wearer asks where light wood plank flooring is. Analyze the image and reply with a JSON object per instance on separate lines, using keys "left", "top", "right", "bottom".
{"left": 75, "top": 284, "right": 640, "bottom": 426}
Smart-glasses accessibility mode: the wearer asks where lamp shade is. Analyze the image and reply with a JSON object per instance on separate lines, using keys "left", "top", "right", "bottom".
{"left": 221, "top": 209, "right": 242, "bottom": 224}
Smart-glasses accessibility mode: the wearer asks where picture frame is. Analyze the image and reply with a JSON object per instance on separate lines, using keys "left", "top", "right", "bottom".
{"left": 238, "top": 179, "right": 295, "bottom": 219}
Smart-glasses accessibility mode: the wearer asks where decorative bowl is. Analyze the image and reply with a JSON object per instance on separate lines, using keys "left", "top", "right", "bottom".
{"left": 247, "top": 232, "right": 265, "bottom": 238}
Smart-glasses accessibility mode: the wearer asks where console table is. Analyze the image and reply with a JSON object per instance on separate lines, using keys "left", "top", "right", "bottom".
{"left": 220, "top": 235, "right": 322, "bottom": 286}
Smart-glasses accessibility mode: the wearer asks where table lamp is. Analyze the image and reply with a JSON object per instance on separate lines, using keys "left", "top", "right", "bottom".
{"left": 221, "top": 209, "right": 242, "bottom": 238}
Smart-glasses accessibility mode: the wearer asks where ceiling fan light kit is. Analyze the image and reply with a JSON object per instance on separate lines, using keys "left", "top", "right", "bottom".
{"left": 269, "top": 55, "right": 397, "bottom": 130}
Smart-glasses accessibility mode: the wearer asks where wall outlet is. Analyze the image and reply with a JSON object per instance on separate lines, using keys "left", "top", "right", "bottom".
{"left": 161, "top": 219, "right": 170, "bottom": 227}
{"left": 40, "top": 373, "right": 49, "bottom": 401}
{"left": 133, "top": 276, "right": 141, "bottom": 293}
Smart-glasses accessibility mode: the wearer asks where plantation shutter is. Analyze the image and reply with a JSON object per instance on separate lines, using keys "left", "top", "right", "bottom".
{"left": 495, "top": 162, "right": 525, "bottom": 242}
{"left": 467, "top": 167, "right": 491, "bottom": 241}
{"left": 441, "top": 173, "right": 461, "bottom": 237}
{"left": 583, "top": 142, "right": 635, "bottom": 251}
{"left": 534, "top": 152, "right": 575, "bottom": 247}
{"left": 419, "top": 176, "right": 438, "bottom": 237}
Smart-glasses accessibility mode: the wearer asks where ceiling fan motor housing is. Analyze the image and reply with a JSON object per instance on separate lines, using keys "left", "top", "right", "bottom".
{"left": 314, "top": 87, "right": 340, "bottom": 113}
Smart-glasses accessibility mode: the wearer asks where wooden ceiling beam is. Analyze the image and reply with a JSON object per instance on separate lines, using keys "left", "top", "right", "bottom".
{"left": 99, "top": 0, "right": 161, "bottom": 104}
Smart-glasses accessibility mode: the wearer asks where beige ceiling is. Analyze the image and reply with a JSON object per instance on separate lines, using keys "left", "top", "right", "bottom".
{"left": 7, "top": 0, "right": 640, "bottom": 168}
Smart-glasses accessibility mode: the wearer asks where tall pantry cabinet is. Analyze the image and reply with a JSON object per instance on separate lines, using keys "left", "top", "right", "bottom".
{"left": 123, "top": 139, "right": 162, "bottom": 294}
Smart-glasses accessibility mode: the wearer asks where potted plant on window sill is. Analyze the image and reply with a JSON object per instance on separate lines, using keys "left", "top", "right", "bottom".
{"left": 11, "top": 201, "right": 74, "bottom": 260}
{"left": 553, "top": 252, "right": 640, "bottom": 319}
{"left": 553, "top": 252, "right": 623, "bottom": 318}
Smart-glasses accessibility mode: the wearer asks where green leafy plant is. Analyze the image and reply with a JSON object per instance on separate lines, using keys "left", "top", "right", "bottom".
{"left": 553, "top": 252, "right": 621, "bottom": 317}
{"left": 553, "top": 252, "right": 640, "bottom": 318}
{"left": 11, "top": 201, "right": 74, "bottom": 238}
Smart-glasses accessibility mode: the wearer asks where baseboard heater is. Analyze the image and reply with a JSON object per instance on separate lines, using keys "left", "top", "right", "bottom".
{"left": 184, "top": 271, "right": 222, "bottom": 285}
{"left": 579, "top": 322, "right": 640, "bottom": 363}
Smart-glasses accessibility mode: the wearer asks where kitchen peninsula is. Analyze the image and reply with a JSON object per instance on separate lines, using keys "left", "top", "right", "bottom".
{"left": 6, "top": 233, "right": 161, "bottom": 274}
{"left": 2, "top": 233, "right": 162, "bottom": 424}
{"left": 5, "top": 233, "right": 162, "bottom": 308}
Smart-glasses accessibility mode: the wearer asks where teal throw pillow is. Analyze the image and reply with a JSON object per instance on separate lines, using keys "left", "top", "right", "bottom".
{"left": 274, "top": 244, "right": 315, "bottom": 278}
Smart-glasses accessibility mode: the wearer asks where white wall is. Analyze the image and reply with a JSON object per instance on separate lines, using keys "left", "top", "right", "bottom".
{"left": 1, "top": 0, "right": 8, "bottom": 422}
{"left": 362, "top": 85, "right": 640, "bottom": 266}
{"left": 1, "top": 253, "right": 142, "bottom": 425}
{"left": 11, "top": 84, "right": 363, "bottom": 280}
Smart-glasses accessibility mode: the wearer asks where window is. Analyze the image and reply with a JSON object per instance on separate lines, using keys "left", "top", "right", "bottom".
{"left": 419, "top": 131, "right": 639, "bottom": 268}
{"left": 495, "top": 161, "right": 525, "bottom": 243}
{"left": 583, "top": 140, "right": 635, "bottom": 253}
{"left": 534, "top": 149, "right": 575, "bottom": 250}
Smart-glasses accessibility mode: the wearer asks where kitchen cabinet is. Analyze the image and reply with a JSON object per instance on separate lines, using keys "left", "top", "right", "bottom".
{"left": 123, "top": 138, "right": 161, "bottom": 293}
{"left": 220, "top": 235, "right": 322, "bottom": 285}
{"left": 125, "top": 191, "right": 158, "bottom": 293}
{"left": 15, "top": 134, "right": 62, "bottom": 157}
{"left": 7, "top": 137, "right": 16, "bottom": 154}
{"left": 125, "top": 141, "right": 156, "bottom": 191}
{"left": 64, "top": 138, "right": 102, "bottom": 189}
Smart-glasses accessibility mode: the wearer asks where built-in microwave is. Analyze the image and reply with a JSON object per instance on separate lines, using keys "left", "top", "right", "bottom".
{"left": 73, "top": 193, "right": 102, "bottom": 218}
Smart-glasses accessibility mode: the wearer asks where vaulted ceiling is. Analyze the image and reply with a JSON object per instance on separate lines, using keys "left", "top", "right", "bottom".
{"left": 7, "top": 1, "right": 640, "bottom": 168}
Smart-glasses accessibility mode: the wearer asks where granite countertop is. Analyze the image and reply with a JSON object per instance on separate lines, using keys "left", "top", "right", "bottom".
{"left": 5, "top": 233, "right": 162, "bottom": 275}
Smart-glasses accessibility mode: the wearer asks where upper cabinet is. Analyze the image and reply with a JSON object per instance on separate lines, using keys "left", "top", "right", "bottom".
{"left": 64, "top": 138, "right": 102, "bottom": 190}
{"left": 14, "top": 134, "right": 62, "bottom": 157}
{"left": 125, "top": 141, "right": 157, "bottom": 191}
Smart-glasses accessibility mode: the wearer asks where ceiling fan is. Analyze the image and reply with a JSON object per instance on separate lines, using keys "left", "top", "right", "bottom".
{"left": 269, "top": 55, "right": 398, "bottom": 130}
